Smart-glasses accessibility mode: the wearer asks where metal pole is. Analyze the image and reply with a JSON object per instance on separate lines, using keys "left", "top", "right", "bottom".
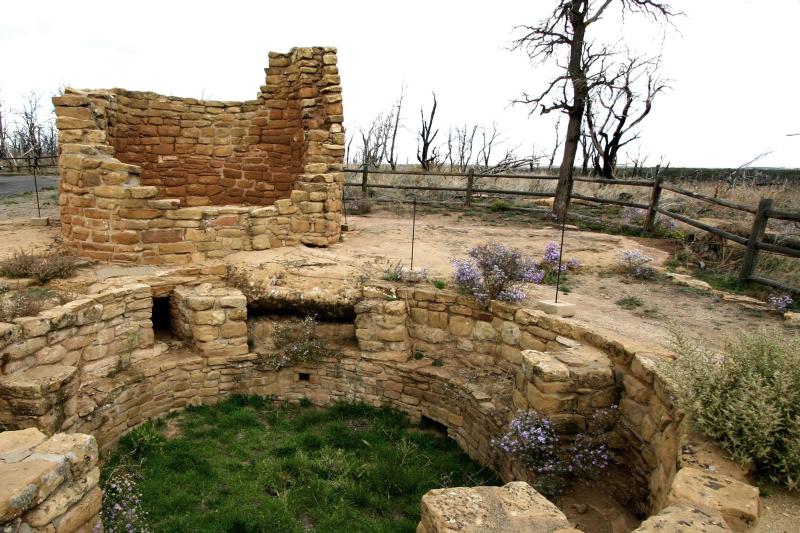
{"left": 411, "top": 198, "right": 417, "bottom": 270}
{"left": 32, "top": 155, "right": 41, "bottom": 218}
{"left": 553, "top": 212, "right": 567, "bottom": 303}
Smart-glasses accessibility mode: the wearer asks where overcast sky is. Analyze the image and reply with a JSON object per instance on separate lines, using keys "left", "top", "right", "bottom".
{"left": 2, "top": 0, "right": 798, "bottom": 168}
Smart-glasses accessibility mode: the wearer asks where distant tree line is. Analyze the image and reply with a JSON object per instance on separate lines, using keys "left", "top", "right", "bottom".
{"left": 0, "top": 91, "right": 58, "bottom": 168}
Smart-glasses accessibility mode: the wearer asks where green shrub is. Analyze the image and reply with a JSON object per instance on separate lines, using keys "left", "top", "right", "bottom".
{"left": 616, "top": 296, "right": 643, "bottom": 310}
{"left": 664, "top": 328, "right": 800, "bottom": 489}
{"left": 489, "top": 199, "right": 510, "bottom": 212}
{"left": 432, "top": 279, "right": 447, "bottom": 290}
{"left": 0, "top": 249, "right": 80, "bottom": 282}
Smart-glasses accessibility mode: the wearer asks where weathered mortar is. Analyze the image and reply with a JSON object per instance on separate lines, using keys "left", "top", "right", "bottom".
{"left": 54, "top": 47, "right": 344, "bottom": 265}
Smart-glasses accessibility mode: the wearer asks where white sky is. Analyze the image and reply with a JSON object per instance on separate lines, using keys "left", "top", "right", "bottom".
{"left": 1, "top": 0, "right": 798, "bottom": 168}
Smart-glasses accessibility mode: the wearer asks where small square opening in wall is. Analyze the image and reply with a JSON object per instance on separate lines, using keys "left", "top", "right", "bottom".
{"left": 298, "top": 372, "right": 311, "bottom": 382}
{"left": 152, "top": 296, "right": 172, "bottom": 333}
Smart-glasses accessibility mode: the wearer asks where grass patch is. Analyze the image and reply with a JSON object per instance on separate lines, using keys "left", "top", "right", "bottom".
{"left": 615, "top": 296, "right": 643, "bottom": 310}
{"left": 104, "top": 397, "right": 498, "bottom": 532}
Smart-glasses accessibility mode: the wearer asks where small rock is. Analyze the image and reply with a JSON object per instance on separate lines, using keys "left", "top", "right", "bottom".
{"left": 573, "top": 503, "right": 587, "bottom": 514}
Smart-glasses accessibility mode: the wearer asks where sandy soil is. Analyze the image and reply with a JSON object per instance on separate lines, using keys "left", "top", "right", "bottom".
{"left": 0, "top": 187, "right": 59, "bottom": 220}
{"left": 0, "top": 224, "right": 62, "bottom": 259}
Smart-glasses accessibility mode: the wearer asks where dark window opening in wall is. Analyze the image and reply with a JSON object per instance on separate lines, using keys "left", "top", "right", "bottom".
{"left": 298, "top": 372, "right": 311, "bottom": 382}
{"left": 151, "top": 296, "right": 172, "bottom": 338}
{"left": 420, "top": 415, "right": 448, "bottom": 436}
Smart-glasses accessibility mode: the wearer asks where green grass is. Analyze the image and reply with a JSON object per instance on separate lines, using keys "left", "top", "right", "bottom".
{"left": 104, "top": 396, "right": 498, "bottom": 533}
{"left": 615, "top": 296, "right": 643, "bottom": 310}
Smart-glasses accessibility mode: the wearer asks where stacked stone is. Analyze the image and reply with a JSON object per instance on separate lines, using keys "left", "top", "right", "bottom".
{"left": 513, "top": 348, "right": 617, "bottom": 435}
{"left": 354, "top": 284, "right": 412, "bottom": 361}
{"left": 0, "top": 278, "right": 761, "bottom": 531}
{"left": 54, "top": 47, "right": 344, "bottom": 264}
{"left": 0, "top": 429, "right": 101, "bottom": 533}
{"left": 171, "top": 284, "right": 249, "bottom": 358}
{"left": 0, "top": 284, "right": 153, "bottom": 376}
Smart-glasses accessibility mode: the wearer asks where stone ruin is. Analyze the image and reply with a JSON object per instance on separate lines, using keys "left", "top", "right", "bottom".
{"left": 0, "top": 47, "right": 762, "bottom": 533}
{"left": 54, "top": 46, "right": 344, "bottom": 265}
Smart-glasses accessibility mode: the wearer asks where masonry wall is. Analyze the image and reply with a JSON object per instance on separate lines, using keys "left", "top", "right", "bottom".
{"left": 0, "top": 281, "right": 760, "bottom": 531}
{"left": 54, "top": 47, "right": 344, "bottom": 264}
{"left": 0, "top": 429, "right": 101, "bottom": 533}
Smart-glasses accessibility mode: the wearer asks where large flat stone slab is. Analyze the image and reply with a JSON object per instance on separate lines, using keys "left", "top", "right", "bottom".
{"left": 418, "top": 481, "right": 573, "bottom": 532}
{"left": 667, "top": 467, "right": 759, "bottom": 531}
{"left": 0, "top": 427, "right": 47, "bottom": 463}
{"left": 634, "top": 503, "right": 731, "bottom": 532}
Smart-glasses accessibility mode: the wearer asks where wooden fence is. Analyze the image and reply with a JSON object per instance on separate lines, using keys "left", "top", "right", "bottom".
{"left": 344, "top": 165, "right": 800, "bottom": 294}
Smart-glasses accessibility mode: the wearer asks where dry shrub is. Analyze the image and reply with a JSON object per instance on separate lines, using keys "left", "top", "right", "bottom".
{"left": 664, "top": 328, "right": 800, "bottom": 489}
{"left": 266, "top": 316, "right": 341, "bottom": 370}
{"left": 0, "top": 250, "right": 80, "bottom": 282}
{"left": 350, "top": 198, "right": 373, "bottom": 215}
{"left": 0, "top": 287, "right": 74, "bottom": 322}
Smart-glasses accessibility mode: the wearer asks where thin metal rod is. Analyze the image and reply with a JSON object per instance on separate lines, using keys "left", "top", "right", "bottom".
{"left": 411, "top": 198, "right": 417, "bottom": 270}
{"left": 32, "top": 156, "right": 41, "bottom": 218}
{"left": 553, "top": 211, "right": 567, "bottom": 304}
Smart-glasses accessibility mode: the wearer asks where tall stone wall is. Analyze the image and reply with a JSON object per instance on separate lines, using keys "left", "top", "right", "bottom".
{"left": 54, "top": 47, "right": 344, "bottom": 264}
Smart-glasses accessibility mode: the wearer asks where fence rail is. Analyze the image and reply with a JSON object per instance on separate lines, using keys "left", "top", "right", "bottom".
{"left": 344, "top": 165, "right": 800, "bottom": 294}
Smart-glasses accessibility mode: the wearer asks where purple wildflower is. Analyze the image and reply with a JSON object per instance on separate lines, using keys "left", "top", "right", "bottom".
{"left": 768, "top": 293, "right": 793, "bottom": 313}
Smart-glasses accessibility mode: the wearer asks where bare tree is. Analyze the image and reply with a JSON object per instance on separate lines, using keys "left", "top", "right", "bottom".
{"left": 0, "top": 94, "right": 7, "bottom": 159}
{"left": 585, "top": 55, "right": 667, "bottom": 179}
{"left": 513, "top": 0, "right": 675, "bottom": 221}
{"left": 358, "top": 114, "right": 392, "bottom": 167}
{"left": 547, "top": 116, "right": 562, "bottom": 172}
{"left": 455, "top": 124, "right": 478, "bottom": 172}
{"left": 386, "top": 87, "right": 404, "bottom": 170}
{"left": 476, "top": 122, "right": 502, "bottom": 169}
{"left": 416, "top": 92, "right": 439, "bottom": 170}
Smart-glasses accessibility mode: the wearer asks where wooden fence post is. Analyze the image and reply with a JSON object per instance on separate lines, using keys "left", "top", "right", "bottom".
{"left": 465, "top": 169, "right": 475, "bottom": 208}
{"left": 643, "top": 174, "right": 663, "bottom": 234}
{"left": 738, "top": 197, "right": 773, "bottom": 284}
{"left": 361, "top": 163, "right": 369, "bottom": 200}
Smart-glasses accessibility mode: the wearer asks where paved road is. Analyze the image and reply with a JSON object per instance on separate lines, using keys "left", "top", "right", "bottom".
{"left": 0, "top": 175, "right": 59, "bottom": 197}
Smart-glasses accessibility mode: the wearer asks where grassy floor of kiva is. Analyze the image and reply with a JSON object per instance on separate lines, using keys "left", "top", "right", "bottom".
{"left": 104, "top": 397, "right": 499, "bottom": 533}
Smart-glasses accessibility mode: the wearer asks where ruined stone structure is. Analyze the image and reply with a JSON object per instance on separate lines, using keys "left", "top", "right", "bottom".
{"left": 53, "top": 47, "right": 344, "bottom": 265}
{"left": 0, "top": 43, "right": 762, "bottom": 533}
{"left": 0, "top": 273, "right": 760, "bottom": 532}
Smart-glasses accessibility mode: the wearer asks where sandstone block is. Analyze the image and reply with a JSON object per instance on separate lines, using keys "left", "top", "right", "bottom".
{"left": 667, "top": 467, "right": 759, "bottom": 531}
{"left": 418, "top": 482, "right": 571, "bottom": 533}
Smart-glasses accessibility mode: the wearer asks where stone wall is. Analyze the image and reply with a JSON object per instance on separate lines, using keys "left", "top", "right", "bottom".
{"left": 54, "top": 47, "right": 344, "bottom": 264}
{"left": 0, "top": 428, "right": 101, "bottom": 533}
{"left": 0, "top": 280, "right": 760, "bottom": 531}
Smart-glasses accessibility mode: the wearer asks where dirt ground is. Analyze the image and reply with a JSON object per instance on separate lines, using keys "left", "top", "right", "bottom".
{"left": 230, "top": 209, "right": 786, "bottom": 353}
{"left": 0, "top": 187, "right": 59, "bottom": 220}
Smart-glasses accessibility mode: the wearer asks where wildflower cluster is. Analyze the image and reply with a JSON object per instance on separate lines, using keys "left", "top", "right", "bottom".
{"left": 96, "top": 467, "right": 151, "bottom": 533}
{"left": 539, "top": 242, "right": 580, "bottom": 284}
{"left": 452, "top": 242, "right": 542, "bottom": 304}
{"left": 493, "top": 411, "right": 609, "bottom": 497}
{"left": 266, "top": 316, "right": 341, "bottom": 370}
{"left": 619, "top": 249, "right": 656, "bottom": 279}
{"left": 768, "top": 293, "right": 794, "bottom": 314}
